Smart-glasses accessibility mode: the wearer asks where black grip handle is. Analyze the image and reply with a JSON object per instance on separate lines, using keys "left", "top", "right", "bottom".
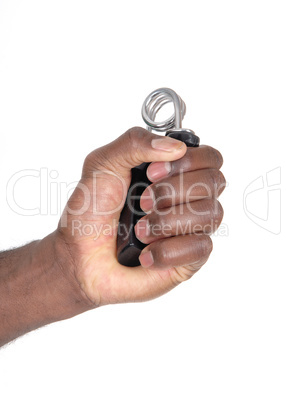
{"left": 117, "top": 129, "right": 200, "bottom": 267}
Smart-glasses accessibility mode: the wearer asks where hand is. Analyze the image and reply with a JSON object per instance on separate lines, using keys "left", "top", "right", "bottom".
{"left": 53, "top": 127, "right": 225, "bottom": 307}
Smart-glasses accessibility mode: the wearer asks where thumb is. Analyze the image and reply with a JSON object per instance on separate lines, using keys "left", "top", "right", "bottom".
{"left": 83, "top": 126, "right": 187, "bottom": 178}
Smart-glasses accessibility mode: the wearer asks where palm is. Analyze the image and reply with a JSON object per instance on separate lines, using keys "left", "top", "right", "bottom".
{"left": 58, "top": 170, "right": 176, "bottom": 306}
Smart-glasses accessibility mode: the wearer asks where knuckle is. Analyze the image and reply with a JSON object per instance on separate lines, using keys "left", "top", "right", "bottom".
{"left": 82, "top": 152, "right": 94, "bottom": 174}
{"left": 218, "top": 169, "right": 226, "bottom": 185}
{"left": 82, "top": 147, "right": 106, "bottom": 176}
{"left": 125, "top": 126, "right": 147, "bottom": 146}
{"left": 83, "top": 152, "right": 91, "bottom": 168}
{"left": 210, "top": 199, "right": 224, "bottom": 221}
{"left": 208, "top": 168, "right": 226, "bottom": 193}
{"left": 215, "top": 199, "right": 224, "bottom": 221}
{"left": 208, "top": 168, "right": 220, "bottom": 184}
{"left": 207, "top": 146, "right": 224, "bottom": 168}
{"left": 215, "top": 149, "right": 224, "bottom": 168}
{"left": 199, "top": 235, "right": 213, "bottom": 257}
{"left": 123, "top": 127, "right": 149, "bottom": 165}
{"left": 218, "top": 170, "right": 227, "bottom": 195}
{"left": 125, "top": 127, "right": 140, "bottom": 149}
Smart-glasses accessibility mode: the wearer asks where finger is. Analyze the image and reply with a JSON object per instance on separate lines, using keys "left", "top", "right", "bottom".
{"left": 140, "top": 168, "right": 226, "bottom": 212}
{"left": 82, "top": 127, "right": 187, "bottom": 179}
{"left": 147, "top": 145, "right": 223, "bottom": 182}
{"left": 138, "top": 234, "right": 213, "bottom": 270}
{"left": 135, "top": 199, "right": 223, "bottom": 243}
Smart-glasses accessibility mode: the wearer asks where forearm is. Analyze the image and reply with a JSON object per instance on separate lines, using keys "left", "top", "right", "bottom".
{"left": 0, "top": 233, "right": 93, "bottom": 347}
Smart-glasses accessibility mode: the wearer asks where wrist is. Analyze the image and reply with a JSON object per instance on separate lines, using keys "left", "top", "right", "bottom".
{"left": 0, "top": 233, "right": 94, "bottom": 346}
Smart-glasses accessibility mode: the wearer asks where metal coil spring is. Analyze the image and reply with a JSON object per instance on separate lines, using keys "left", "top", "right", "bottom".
{"left": 141, "top": 88, "right": 186, "bottom": 132}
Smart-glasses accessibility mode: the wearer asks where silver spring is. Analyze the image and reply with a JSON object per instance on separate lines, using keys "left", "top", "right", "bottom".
{"left": 141, "top": 88, "right": 186, "bottom": 132}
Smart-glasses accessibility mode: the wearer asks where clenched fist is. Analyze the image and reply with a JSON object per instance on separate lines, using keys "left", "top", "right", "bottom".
{"left": 56, "top": 127, "right": 225, "bottom": 306}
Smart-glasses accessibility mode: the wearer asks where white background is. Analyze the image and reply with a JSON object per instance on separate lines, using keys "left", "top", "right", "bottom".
{"left": 0, "top": 1, "right": 285, "bottom": 401}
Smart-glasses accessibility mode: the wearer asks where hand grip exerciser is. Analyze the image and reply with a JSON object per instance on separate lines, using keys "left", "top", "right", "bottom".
{"left": 117, "top": 88, "right": 200, "bottom": 267}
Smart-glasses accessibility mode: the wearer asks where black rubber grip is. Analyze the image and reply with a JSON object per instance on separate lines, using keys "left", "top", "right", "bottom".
{"left": 117, "top": 129, "right": 200, "bottom": 267}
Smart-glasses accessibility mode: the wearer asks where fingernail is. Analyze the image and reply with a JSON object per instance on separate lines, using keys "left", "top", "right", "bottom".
{"left": 140, "top": 187, "right": 154, "bottom": 212}
{"left": 147, "top": 162, "right": 171, "bottom": 181}
{"left": 151, "top": 137, "right": 184, "bottom": 152}
{"left": 135, "top": 218, "right": 150, "bottom": 241}
{"left": 139, "top": 250, "right": 154, "bottom": 268}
